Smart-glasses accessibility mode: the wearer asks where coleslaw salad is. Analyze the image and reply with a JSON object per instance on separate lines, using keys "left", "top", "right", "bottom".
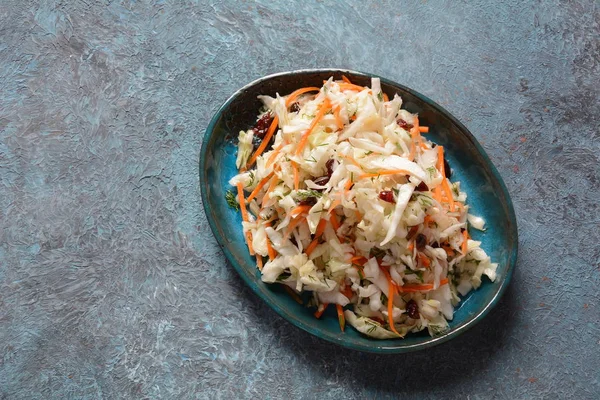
{"left": 227, "top": 76, "right": 498, "bottom": 339}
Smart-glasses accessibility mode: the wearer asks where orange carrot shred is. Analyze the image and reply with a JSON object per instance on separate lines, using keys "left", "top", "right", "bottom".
{"left": 398, "top": 278, "right": 449, "bottom": 293}
{"left": 292, "top": 161, "right": 299, "bottom": 191}
{"left": 338, "top": 82, "right": 367, "bottom": 92}
{"left": 305, "top": 219, "right": 327, "bottom": 256}
{"left": 341, "top": 75, "right": 352, "bottom": 83}
{"left": 419, "top": 126, "right": 429, "bottom": 133}
{"left": 290, "top": 204, "right": 312, "bottom": 217}
{"left": 264, "top": 222, "right": 277, "bottom": 261}
{"left": 358, "top": 169, "right": 413, "bottom": 179}
{"left": 284, "top": 215, "right": 305, "bottom": 239}
{"left": 296, "top": 98, "right": 331, "bottom": 155}
{"left": 246, "top": 171, "right": 274, "bottom": 202}
{"left": 383, "top": 93, "right": 389, "bottom": 102}
{"left": 236, "top": 182, "right": 254, "bottom": 255}
{"left": 285, "top": 87, "right": 320, "bottom": 107}
{"left": 314, "top": 303, "right": 328, "bottom": 318}
{"left": 328, "top": 199, "right": 342, "bottom": 214}
{"left": 333, "top": 105, "right": 344, "bottom": 130}
{"left": 462, "top": 229, "right": 469, "bottom": 254}
{"left": 247, "top": 115, "right": 279, "bottom": 168}
{"left": 418, "top": 253, "right": 431, "bottom": 267}
{"left": 336, "top": 304, "right": 345, "bottom": 332}
{"left": 261, "top": 174, "right": 279, "bottom": 207}
{"left": 329, "top": 212, "right": 340, "bottom": 232}
{"left": 266, "top": 141, "right": 285, "bottom": 168}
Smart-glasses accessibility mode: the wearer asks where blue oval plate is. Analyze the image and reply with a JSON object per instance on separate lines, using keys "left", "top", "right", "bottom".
{"left": 199, "top": 69, "right": 518, "bottom": 353}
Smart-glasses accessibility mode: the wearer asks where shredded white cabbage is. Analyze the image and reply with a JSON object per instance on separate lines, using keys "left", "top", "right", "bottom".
{"left": 229, "top": 77, "right": 498, "bottom": 339}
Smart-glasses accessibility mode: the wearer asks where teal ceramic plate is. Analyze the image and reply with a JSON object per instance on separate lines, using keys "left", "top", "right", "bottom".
{"left": 199, "top": 69, "right": 518, "bottom": 353}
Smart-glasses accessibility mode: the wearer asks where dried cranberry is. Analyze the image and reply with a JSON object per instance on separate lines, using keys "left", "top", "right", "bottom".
{"left": 379, "top": 190, "right": 395, "bottom": 203}
{"left": 406, "top": 225, "right": 419, "bottom": 240}
{"left": 325, "top": 159, "right": 336, "bottom": 177}
{"left": 289, "top": 102, "right": 300, "bottom": 113}
{"left": 431, "top": 242, "right": 441, "bottom": 248}
{"left": 415, "top": 181, "right": 429, "bottom": 192}
{"left": 406, "top": 300, "right": 419, "bottom": 319}
{"left": 313, "top": 176, "right": 330, "bottom": 188}
{"left": 443, "top": 158, "right": 452, "bottom": 178}
{"left": 252, "top": 113, "right": 274, "bottom": 139}
{"left": 397, "top": 119, "right": 413, "bottom": 130}
{"left": 298, "top": 197, "right": 317, "bottom": 206}
{"left": 415, "top": 233, "right": 427, "bottom": 251}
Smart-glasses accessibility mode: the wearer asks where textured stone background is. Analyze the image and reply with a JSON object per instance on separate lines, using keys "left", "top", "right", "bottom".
{"left": 1, "top": 0, "right": 599, "bottom": 399}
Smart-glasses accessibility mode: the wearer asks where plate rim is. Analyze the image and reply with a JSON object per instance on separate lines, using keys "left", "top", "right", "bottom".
{"left": 199, "top": 68, "right": 518, "bottom": 353}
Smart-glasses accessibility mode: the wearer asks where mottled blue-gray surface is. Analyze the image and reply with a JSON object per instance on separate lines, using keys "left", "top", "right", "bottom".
{"left": 0, "top": 0, "right": 598, "bottom": 399}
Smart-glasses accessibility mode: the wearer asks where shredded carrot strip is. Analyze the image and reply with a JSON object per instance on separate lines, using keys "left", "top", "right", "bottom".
{"left": 338, "top": 82, "right": 367, "bottom": 92}
{"left": 336, "top": 304, "right": 345, "bottom": 332}
{"left": 296, "top": 98, "right": 331, "bottom": 155}
{"left": 418, "top": 253, "right": 431, "bottom": 267}
{"left": 247, "top": 115, "right": 279, "bottom": 168}
{"left": 462, "top": 229, "right": 469, "bottom": 254}
{"left": 437, "top": 145, "right": 445, "bottom": 175}
{"left": 285, "top": 216, "right": 305, "bottom": 238}
{"left": 423, "top": 215, "right": 433, "bottom": 225}
{"left": 264, "top": 222, "right": 277, "bottom": 261}
{"left": 292, "top": 161, "right": 299, "bottom": 191}
{"left": 246, "top": 171, "right": 274, "bottom": 202}
{"left": 442, "top": 178, "right": 456, "bottom": 211}
{"left": 285, "top": 87, "right": 320, "bottom": 107}
{"left": 328, "top": 199, "right": 341, "bottom": 214}
{"left": 237, "top": 182, "right": 249, "bottom": 222}
{"left": 236, "top": 182, "right": 254, "bottom": 255}
{"left": 398, "top": 278, "right": 449, "bottom": 293}
{"left": 354, "top": 210, "right": 362, "bottom": 221}
{"left": 295, "top": 98, "right": 332, "bottom": 156}
{"left": 305, "top": 239, "right": 319, "bottom": 256}
{"left": 333, "top": 105, "right": 344, "bottom": 130}
{"left": 256, "top": 255, "right": 263, "bottom": 271}
{"left": 358, "top": 169, "right": 412, "bottom": 179}
{"left": 266, "top": 141, "right": 285, "bottom": 168}
{"left": 261, "top": 174, "right": 279, "bottom": 207}
{"left": 419, "top": 126, "right": 429, "bottom": 133}
{"left": 379, "top": 266, "right": 400, "bottom": 336}
{"left": 407, "top": 241, "right": 414, "bottom": 252}
{"left": 329, "top": 212, "right": 340, "bottom": 231}
{"left": 341, "top": 155, "right": 361, "bottom": 168}
{"left": 314, "top": 303, "right": 328, "bottom": 318}
{"left": 290, "top": 204, "right": 312, "bottom": 217}
{"left": 383, "top": 93, "right": 389, "bottom": 102}
{"left": 305, "top": 219, "right": 327, "bottom": 256}
{"left": 341, "top": 285, "right": 353, "bottom": 299}
{"left": 351, "top": 255, "right": 368, "bottom": 265}
{"left": 341, "top": 75, "right": 352, "bottom": 83}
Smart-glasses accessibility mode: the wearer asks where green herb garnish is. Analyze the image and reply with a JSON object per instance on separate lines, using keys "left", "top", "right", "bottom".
{"left": 225, "top": 190, "right": 239, "bottom": 211}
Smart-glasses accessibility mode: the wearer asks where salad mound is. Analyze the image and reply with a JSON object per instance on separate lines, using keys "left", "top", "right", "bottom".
{"left": 227, "top": 76, "right": 497, "bottom": 338}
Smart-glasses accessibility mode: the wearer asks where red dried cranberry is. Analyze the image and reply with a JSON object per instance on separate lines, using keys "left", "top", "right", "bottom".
{"left": 325, "top": 159, "right": 336, "bottom": 177}
{"left": 406, "top": 300, "right": 419, "bottom": 319}
{"left": 406, "top": 225, "right": 419, "bottom": 240}
{"left": 289, "top": 102, "right": 300, "bottom": 113}
{"left": 397, "top": 119, "right": 414, "bottom": 130}
{"left": 415, "top": 233, "right": 427, "bottom": 251}
{"left": 415, "top": 181, "right": 429, "bottom": 192}
{"left": 313, "top": 176, "right": 330, "bottom": 188}
{"left": 444, "top": 158, "right": 452, "bottom": 178}
{"left": 298, "top": 197, "right": 317, "bottom": 206}
{"left": 379, "top": 190, "right": 395, "bottom": 203}
{"left": 253, "top": 113, "right": 274, "bottom": 139}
